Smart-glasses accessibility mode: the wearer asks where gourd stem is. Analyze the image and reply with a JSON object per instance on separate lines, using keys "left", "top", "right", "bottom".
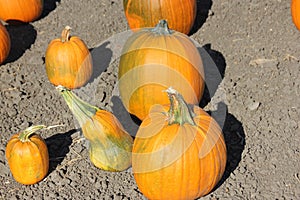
{"left": 56, "top": 86, "right": 99, "bottom": 127}
{"left": 152, "top": 20, "right": 173, "bottom": 35}
{"left": 19, "top": 125, "right": 47, "bottom": 142}
{"left": 166, "top": 87, "right": 196, "bottom": 126}
{"left": 61, "top": 26, "right": 71, "bottom": 42}
{"left": 18, "top": 124, "right": 63, "bottom": 142}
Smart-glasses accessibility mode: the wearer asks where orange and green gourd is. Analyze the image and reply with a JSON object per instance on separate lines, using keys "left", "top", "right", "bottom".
{"left": 57, "top": 86, "right": 133, "bottom": 172}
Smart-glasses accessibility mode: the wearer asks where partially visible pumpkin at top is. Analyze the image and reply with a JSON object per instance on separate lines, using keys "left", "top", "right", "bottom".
{"left": 123, "top": 0, "right": 197, "bottom": 35}
{"left": 0, "top": 0, "right": 43, "bottom": 23}
{"left": 45, "top": 26, "right": 93, "bottom": 89}
{"left": 291, "top": 0, "right": 300, "bottom": 30}
{"left": 0, "top": 22, "right": 10, "bottom": 65}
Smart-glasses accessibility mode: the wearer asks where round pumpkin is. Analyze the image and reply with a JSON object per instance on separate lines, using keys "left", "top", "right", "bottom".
{"left": 5, "top": 125, "right": 49, "bottom": 185}
{"left": 118, "top": 20, "right": 205, "bottom": 120}
{"left": 45, "top": 26, "right": 93, "bottom": 89}
{"left": 0, "top": 22, "right": 10, "bottom": 64}
{"left": 132, "top": 88, "right": 227, "bottom": 200}
{"left": 0, "top": 0, "right": 43, "bottom": 23}
{"left": 123, "top": 0, "right": 196, "bottom": 34}
{"left": 291, "top": 0, "right": 300, "bottom": 30}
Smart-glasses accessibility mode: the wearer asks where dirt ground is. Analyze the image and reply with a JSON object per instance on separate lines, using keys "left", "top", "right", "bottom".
{"left": 0, "top": 0, "right": 299, "bottom": 199}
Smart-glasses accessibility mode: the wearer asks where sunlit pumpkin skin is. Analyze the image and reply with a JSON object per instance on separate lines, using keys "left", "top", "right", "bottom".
{"left": 5, "top": 125, "right": 49, "bottom": 185}
{"left": 123, "top": 0, "right": 196, "bottom": 34}
{"left": 118, "top": 20, "right": 205, "bottom": 120}
{"left": 0, "top": 0, "right": 43, "bottom": 23}
{"left": 291, "top": 0, "right": 300, "bottom": 30}
{"left": 58, "top": 86, "right": 133, "bottom": 171}
{"left": 0, "top": 23, "right": 10, "bottom": 64}
{"left": 132, "top": 88, "right": 227, "bottom": 200}
{"left": 45, "top": 26, "right": 93, "bottom": 89}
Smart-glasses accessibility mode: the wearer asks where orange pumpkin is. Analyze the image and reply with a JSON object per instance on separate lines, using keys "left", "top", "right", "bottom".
{"left": 5, "top": 125, "right": 49, "bottom": 185}
{"left": 57, "top": 86, "right": 133, "bottom": 171}
{"left": 123, "top": 0, "right": 196, "bottom": 34}
{"left": 132, "top": 88, "right": 227, "bottom": 200}
{"left": 0, "top": 0, "right": 43, "bottom": 23}
{"left": 0, "top": 22, "right": 10, "bottom": 64}
{"left": 45, "top": 26, "right": 93, "bottom": 89}
{"left": 118, "top": 20, "right": 205, "bottom": 120}
{"left": 291, "top": 0, "right": 300, "bottom": 30}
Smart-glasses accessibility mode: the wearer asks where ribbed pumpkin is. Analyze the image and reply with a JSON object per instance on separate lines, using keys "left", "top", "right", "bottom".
{"left": 57, "top": 86, "right": 133, "bottom": 171}
{"left": 291, "top": 0, "right": 300, "bottom": 30}
{"left": 0, "top": 22, "right": 10, "bottom": 64}
{"left": 123, "top": 0, "right": 196, "bottom": 34}
{"left": 45, "top": 26, "right": 93, "bottom": 89}
{"left": 5, "top": 125, "right": 49, "bottom": 185}
{"left": 118, "top": 20, "right": 205, "bottom": 120}
{"left": 132, "top": 88, "right": 227, "bottom": 200}
{"left": 0, "top": 0, "right": 43, "bottom": 23}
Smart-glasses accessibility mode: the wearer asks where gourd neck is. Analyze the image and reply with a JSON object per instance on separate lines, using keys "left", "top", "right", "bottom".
{"left": 18, "top": 125, "right": 47, "bottom": 142}
{"left": 56, "top": 86, "right": 99, "bottom": 127}
{"left": 166, "top": 87, "right": 196, "bottom": 126}
{"left": 152, "top": 20, "right": 173, "bottom": 35}
{"left": 61, "top": 26, "right": 71, "bottom": 42}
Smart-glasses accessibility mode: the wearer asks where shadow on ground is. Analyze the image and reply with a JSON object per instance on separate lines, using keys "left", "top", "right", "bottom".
{"left": 198, "top": 44, "right": 227, "bottom": 108}
{"left": 40, "top": 0, "right": 61, "bottom": 19}
{"left": 45, "top": 129, "right": 78, "bottom": 173}
{"left": 88, "top": 41, "right": 113, "bottom": 85}
{"left": 189, "top": 0, "right": 213, "bottom": 35}
{"left": 211, "top": 102, "right": 246, "bottom": 192}
{"left": 4, "top": 24, "right": 37, "bottom": 64}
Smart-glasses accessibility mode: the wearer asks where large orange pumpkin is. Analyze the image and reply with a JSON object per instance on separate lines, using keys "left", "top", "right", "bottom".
{"left": 5, "top": 125, "right": 49, "bottom": 185}
{"left": 123, "top": 0, "right": 196, "bottom": 34}
{"left": 132, "top": 88, "right": 227, "bottom": 200}
{"left": 118, "top": 20, "right": 205, "bottom": 120}
{"left": 0, "top": 0, "right": 43, "bottom": 23}
{"left": 0, "top": 22, "right": 10, "bottom": 64}
{"left": 57, "top": 86, "right": 133, "bottom": 171}
{"left": 291, "top": 0, "right": 300, "bottom": 30}
{"left": 45, "top": 26, "right": 93, "bottom": 89}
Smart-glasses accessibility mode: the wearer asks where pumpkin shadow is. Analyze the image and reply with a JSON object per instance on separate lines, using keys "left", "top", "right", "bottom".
{"left": 209, "top": 102, "right": 246, "bottom": 193}
{"left": 110, "top": 95, "right": 140, "bottom": 138}
{"left": 45, "top": 129, "right": 77, "bottom": 173}
{"left": 198, "top": 44, "right": 226, "bottom": 108}
{"left": 3, "top": 24, "right": 37, "bottom": 64}
{"left": 189, "top": 0, "right": 213, "bottom": 35}
{"left": 88, "top": 41, "right": 113, "bottom": 84}
{"left": 40, "top": 0, "right": 61, "bottom": 19}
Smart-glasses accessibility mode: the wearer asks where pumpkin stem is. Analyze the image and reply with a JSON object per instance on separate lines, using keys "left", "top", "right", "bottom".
{"left": 56, "top": 85, "right": 99, "bottom": 127}
{"left": 18, "top": 124, "right": 64, "bottom": 142}
{"left": 61, "top": 26, "right": 71, "bottom": 42}
{"left": 166, "top": 87, "right": 196, "bottom": 126}
{"left": 152, "top": 20, "right": 173, "bottom": 35}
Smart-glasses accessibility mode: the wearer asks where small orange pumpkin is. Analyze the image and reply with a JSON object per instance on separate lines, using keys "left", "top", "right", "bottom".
{"left": 118, "top": 20, "right": 205, "bottom": 120}
{"left": 291, "top": 0, "right": 300, "bottom": 30}
{"left": 0, "top": 22, "right": 10, "bottom": 64}
{"left": 45, "top": 26, "right": 93, "bottom": 89}
{"left": 5, "top": 125, "right": 49, "bottom": 185}
{"left": 123, "top": 0, "right": 196, "bottom": 34}
{"left": 0, "top": 0, "right": 43, "bottom": 23}
{"left": 132, "top": 88, "right": 227, "bottom": 200}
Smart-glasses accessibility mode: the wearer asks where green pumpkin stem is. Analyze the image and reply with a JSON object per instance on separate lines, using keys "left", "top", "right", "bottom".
{"left": 61, "top": 26, "right": 71, "bottom": 42}
{"left": 18, "top": 124, "right": 63, "bottom": 142}
{"left": 166, "top": 87, "right": 196, "bottom": 126}
{"left": 56, "top": 85, "right": 99, "bottom": 127}
{"left": 152, "top": 20, "right": 173, "bottom": 35}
